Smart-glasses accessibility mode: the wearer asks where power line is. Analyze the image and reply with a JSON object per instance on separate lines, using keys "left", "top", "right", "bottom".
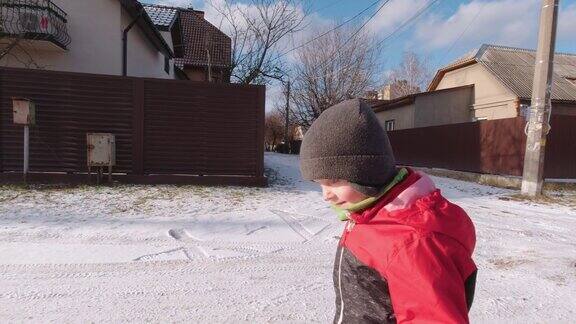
{"left": 284, "top": 0, "right": 393, "bottom": 82}
{"left": 274, "top": 0, "right": 383, "bottom": 61}
{"left": 375, "top": 0, "right": 442, "bottom": 48}
{"left": 278, "top": 0, "right": 442, "bottom": 86}
{"left": 309, "top": 0, "right": 445, "bottom": 85}
{"left": 312, "top": 0, "right": 347, "bottom": 13}
{"left": 339, "top": 0, "right": 391, "bottom": 51}
{"left": 433, "top": 0, "right": 488, "bottom": 69}
{"left": 304, "top": 0, "right": 392, "bottom": 76}
{"left": 370, "top": 0, "right": 442, "bottom": 72}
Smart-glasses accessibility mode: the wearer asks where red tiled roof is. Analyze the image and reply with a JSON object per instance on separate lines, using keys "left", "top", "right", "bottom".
{"left": 175, "top": 10, "right": 231, "bottom": 69}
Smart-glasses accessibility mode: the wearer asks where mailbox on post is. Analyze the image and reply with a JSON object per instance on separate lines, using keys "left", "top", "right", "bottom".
{"left": 12, "top": 98, "right": 36, "bottom": 182}
{"left": 12, "top": 98, "right": 36, "bottom": 125}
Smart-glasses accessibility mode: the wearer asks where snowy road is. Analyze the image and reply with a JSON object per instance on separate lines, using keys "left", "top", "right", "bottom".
{"left": 0, "top": 243, "right": 336, "bottom": 323}
{"left": 1, "top": 153, "right": 575, "bottom": 323}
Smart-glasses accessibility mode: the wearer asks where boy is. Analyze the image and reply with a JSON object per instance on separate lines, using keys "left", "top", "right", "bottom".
{"left": 299, "top": 99, "right": 477, "bottom": 323}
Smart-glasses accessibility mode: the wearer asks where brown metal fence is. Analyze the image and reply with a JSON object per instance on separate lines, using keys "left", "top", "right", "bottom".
{"left": 0, "top": 67, "right": 265, "bottom": 185}
{"left": 388, "top": 115, "right": 576, "bottom": 179}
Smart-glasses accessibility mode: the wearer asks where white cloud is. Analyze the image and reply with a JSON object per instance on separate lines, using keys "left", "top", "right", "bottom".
{"left": 202, "top": 1, "right": 332, "bottom": 60}
{"left": 413, "top": 0, "right": 541, "bottom": 51}
{"left": 266, "top": 81, "right": 285, "bottom": 113}
{"left": 277, "top": 13, "right": 336, "bottom": 64}
{"left": 558, "top": 3, "right": 576, "bottom": 43}
{"left": 367, "top": 0, "right": 430, "bottom": 34}
{"left": 187, "top": 0, "right": 330, "bottom": 108}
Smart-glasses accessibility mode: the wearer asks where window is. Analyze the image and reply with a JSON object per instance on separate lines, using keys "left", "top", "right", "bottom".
{"left": 384, "top": 120, "right": 395, "bottom": 131}
{"left": 164, "top": 56, "right": 170, "bottom": 74}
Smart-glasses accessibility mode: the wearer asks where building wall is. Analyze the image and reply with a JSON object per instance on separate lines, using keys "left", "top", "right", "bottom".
{"left": 2, "top": 0, "right": 122, "bottom": 74}
{"left": 122, "top": 10, "right": 174, "bottom": 79}
{"left": 413, "top": 86, "right": 474, "bottom": 128}
{"left": 1, "top": 0, "right": 174, "bottom": 79}
{"left": 183, "top": 66, "right": 230, "bottom": 82}
{"left": 375, "top": 87, "right": 474, "bottom": 130}
{"left": 185, "top": 67, "right": 207, "bottom": 81}
{"left": 159, "top": 30, "right": 177, "bottom": 78}
{"left": 375, "top": 103, "right": 416, "bottom": 131}
{"left": 435, "top": 63, "right": 518, "bottom": 120}
{"left": 159, "top": 31, "right": 173, "bottom": 49}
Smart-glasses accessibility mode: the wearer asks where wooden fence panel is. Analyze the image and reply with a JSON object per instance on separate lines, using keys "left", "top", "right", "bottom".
{"left": 0, "top": 68, "right": 133, "bottom": 174}
{"left": 545, "top": 115, "right": 576, "bottom": 178}
{"left": 0, "top": 67, "right": 265, "bottom": 184}
{"left": 142, "top": 79, "right": 263, "bottom": 176}
{"left": 388, "top": 117, "right": 575, "bottom": 179}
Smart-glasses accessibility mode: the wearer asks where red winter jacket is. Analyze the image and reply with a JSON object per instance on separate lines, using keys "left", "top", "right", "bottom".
{"left": 333, "top": 168, "right": 477, "bottom": 323}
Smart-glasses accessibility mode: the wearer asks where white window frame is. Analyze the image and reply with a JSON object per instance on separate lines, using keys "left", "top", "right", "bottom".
{"left": 384, "top": 119, "right": 395, "bottom": 131}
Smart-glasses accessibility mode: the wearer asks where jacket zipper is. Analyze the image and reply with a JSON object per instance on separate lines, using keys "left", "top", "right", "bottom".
{"left": 337, "top": 220, "right": 355, "bottom": 324}
{"left": 336, "top": 246, "right": 345, "bottom": 324}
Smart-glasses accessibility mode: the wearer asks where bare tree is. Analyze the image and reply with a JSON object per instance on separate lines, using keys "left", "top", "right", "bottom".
{"left": 208, "top": 0, "right": 308, "bottom": 84}
{"left": 385, "top": 51, "right": 431, "bottom": 98}
{"left": 289, "top": 27, "right": 380, "bottom": 127}
{"left": 265, "top": 110, "right": 285, "bottom": 151}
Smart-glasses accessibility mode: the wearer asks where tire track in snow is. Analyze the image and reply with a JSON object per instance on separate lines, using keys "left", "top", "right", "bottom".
{"left": 0, "top": 244, "right": 336, "bottom": 323}
{"left": 271, "top": 209, "right": 314, "bottom": 241}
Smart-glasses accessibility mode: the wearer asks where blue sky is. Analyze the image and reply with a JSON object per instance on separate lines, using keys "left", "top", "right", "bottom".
{"left": 154, "top": 0, "right": 576, "bottom": 71}
{"left": 152, "top": 0, "right": 576, "bottom": 108}
{"left": 312, "top": 0, "right": 576, "bottom": 69}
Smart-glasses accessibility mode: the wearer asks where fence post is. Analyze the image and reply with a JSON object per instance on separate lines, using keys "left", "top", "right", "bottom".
{"left": 0, "top": 69, "right": 2, "bottom": 173}
{"left": 132, "top": 79, "right": 144, "bottom": 175}
{"left": 255, "top": 85, "right": 265, "bottom": 179}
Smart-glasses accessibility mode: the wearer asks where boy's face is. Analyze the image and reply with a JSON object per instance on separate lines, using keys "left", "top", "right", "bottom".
{"left": 315, "top": 179, "right": 368, "bottom": 208}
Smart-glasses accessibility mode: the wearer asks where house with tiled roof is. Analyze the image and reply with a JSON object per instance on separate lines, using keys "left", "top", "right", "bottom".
{"left": 428, "top": 44, "right": 576, "bottom": 119}
{"left": 144, "top": 3, "right": 232, "bottom": 82}
{"left": 372, "top": 44, "right": 576, "bottom": 131}
{"left": 0, "top": 0, "right": 181, "bottom": 79}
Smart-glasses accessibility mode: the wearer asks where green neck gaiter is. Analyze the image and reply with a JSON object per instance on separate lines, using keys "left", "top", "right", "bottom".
{"left": 331, "top": 168, "right": 408, "bottom": 221}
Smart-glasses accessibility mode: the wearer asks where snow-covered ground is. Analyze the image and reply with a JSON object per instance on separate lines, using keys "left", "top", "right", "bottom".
{"left": 0, "top": 153, "right": 574, "bottom": 323}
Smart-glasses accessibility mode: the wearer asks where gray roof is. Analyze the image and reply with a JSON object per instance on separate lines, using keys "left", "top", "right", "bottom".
{"left": 430, "top": 44, "right": 576, "bottom": 102}
{"left": 143, "top": 4, "right": 179, "bottom": 31}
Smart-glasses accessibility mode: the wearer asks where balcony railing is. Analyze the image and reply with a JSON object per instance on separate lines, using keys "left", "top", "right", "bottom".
{"left": 0, "top": 0, "right": 71, "bottom": 49}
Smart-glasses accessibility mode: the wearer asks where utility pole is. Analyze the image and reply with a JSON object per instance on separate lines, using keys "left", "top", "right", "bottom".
{"left": 521, "top": 0, "right": 559, "bottom": 196}
{"left": 284, "top": 81, "right": 291, "bottom": 153}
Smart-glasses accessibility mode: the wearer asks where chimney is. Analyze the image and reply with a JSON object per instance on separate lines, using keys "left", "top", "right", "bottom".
{"left": 380, "top": 84, "right": 392, "bottom": 100}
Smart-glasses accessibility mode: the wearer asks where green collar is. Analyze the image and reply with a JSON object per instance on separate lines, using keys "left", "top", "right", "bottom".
{"left": 331, "top": 168, "right": 408, "bottom": 221}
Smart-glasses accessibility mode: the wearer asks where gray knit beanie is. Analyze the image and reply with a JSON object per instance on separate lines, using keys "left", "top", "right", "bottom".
{"left": 300, "top": 98, "right": 396, "bottom": 194}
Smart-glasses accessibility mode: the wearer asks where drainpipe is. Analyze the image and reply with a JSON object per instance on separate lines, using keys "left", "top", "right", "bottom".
{"left": 123, "top": 10, "right": 144, "bottom": 76}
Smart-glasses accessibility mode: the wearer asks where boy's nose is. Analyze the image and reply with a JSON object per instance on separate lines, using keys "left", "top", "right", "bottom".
{"left": 322, "top": 186, "right": 334, "bottom": 202}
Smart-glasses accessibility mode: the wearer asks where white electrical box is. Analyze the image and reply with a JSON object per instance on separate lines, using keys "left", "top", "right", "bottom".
{"left": 87, "top": 133, "right": 116, "bottom": 166}
{"left": 13, "top": 98, "right": 36, "bottom": 125}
